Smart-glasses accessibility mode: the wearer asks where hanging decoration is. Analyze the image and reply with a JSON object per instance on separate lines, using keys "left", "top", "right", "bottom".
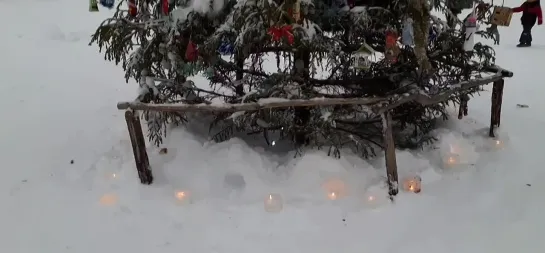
{"left": 401, "top": 17, "right": 414, "bottom": 47}
{"left": 218, "top": 40, "right": 235, "bottom": 55}
{"left": 384, "top": 30, "right": 400, "bottom": 63}
{"left": 268, "top": 25, "right": 294, "bottom": 45}
{"left": 353, "top": 42, "right": 375, "bottom": 69}
{"left": 490, "top": 6, "right": 513, "bottom": 27}
{"left": 463, "top": 12, "right": 477, "bottom": 52}
{"left": 429, "top": 25, "right": 438, "bottom": 45}
{"left": 291, "top": 0, "right": 301, "bottom": 22}
{"left": 99, "top": 0, "right": 115, "bottom": 9}
{"left": 128, "top": 0, "right": 138, "bottom": 17}
{"left": 162, "top": 0, "right": 169, "bottom": 15}
{"left": 185, "top": 40, "right": 198, "bottom": 62}
{"left": 89, "top": 0, "right": 99, "bottom": 12}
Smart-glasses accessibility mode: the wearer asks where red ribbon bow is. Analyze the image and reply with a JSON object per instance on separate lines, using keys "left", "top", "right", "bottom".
{"left": 268, "top": 25, "right": 294, "bottom": 45}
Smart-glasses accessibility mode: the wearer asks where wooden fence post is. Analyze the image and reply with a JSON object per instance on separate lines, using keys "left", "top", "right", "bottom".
{"left": 489, "top": 79, "right": 505, "bottom": 137}
{"left": 125, "top": 110, "right": 153, "bottom": 184}
{"left": 381, "top": 111, "right": 399, "bottom": 199}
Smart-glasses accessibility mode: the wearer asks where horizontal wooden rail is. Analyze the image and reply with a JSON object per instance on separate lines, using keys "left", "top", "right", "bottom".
{"left": 117, "top": 72, "right": 504, "bottom": 114}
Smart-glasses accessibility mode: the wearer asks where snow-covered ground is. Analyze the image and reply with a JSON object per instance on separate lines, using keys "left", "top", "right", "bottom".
{"left": 1, "top": 0, "right": 544, "bottom": 252}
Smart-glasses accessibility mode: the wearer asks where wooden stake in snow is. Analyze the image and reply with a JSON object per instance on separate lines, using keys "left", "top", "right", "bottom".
{"left": 124, "top": 110, "right": 152, "bottom": 184}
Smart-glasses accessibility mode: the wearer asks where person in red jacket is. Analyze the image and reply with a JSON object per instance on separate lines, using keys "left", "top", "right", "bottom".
{"left": 512, "top": 0, "right": 543, "bottom": 47}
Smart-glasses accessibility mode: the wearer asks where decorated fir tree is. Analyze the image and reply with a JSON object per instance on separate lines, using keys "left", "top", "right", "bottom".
{"left": 91, "top": 0, "right": 504, "bottom": 158}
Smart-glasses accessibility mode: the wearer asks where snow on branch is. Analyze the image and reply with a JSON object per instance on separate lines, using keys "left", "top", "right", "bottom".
{"left": 118, "top": 97, "right": 386, "bottom": 112}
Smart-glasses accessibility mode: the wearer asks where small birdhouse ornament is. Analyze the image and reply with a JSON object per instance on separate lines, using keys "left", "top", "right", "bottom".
{"left": 89, "top": 0, "right": 99, "bottom": 12}
{"left": 353, "top": 42, "right": 375, "bottom": 69}
{"left": 401, "top": 17, "right": 414, "bottom": 47}
{"left": 463, "top": 12, "right": 477, "bottom": 51}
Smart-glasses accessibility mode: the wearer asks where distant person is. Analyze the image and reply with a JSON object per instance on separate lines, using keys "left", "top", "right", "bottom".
{"left": 512, "top": 0, "right": 543, "bottom": 47}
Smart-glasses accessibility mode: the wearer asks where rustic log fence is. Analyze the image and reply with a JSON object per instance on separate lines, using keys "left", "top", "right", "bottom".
{"left": 117, "top": 68, "right": 512, "bottom": 198}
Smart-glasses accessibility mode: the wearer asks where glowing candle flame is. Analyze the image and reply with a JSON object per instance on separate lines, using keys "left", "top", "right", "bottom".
{"left": 175, "top": 191, "right": 186, "bottom": 200}
{"left": 403, "top": 176, "right": 422, "bottom": 193}
{"left": 264, "top": 193, "right": 283, "bottom": 212}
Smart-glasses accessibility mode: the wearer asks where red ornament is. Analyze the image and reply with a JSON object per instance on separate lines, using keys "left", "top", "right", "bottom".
{"left": 385, "top": 31, "right": 397, "bottom": 48}
{"left": 162, "top": 0, "right": 169, "bottom": 15}
{"left": 185, "top": 41, "right": 198, "bottom": 62}
{"left": 128, "top": 0, "right": 137, "bottom": 17}
{"left": 385, "top": 31, "right": 400, "bottom": 64}
{"left": 267, "top": 25, "right": 294, "bottom": 45}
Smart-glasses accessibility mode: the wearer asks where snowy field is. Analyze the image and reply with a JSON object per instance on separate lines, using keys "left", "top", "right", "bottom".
{"left": 1, "top": 0, "right": 545, "bottom": 252}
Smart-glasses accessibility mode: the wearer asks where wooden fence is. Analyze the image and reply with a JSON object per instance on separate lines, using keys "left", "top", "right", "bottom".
{"left": 117, "top": 68, "right": 512, "bottom": 199}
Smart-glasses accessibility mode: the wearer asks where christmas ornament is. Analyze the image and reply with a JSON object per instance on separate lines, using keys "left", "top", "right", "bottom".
{"left": 401, "top": 17, "right": 414, "bottom": 46}
{"left": 128, "top": 0, "right": 137, "bottom": 17}
{"left": 490, "top": 6, "right": 513, "bottom": 27}
{"left": 353, "top": 42, "right": 375, "bottom": 69}
{"left": 99, "top": 0, "right": 115, "bottom": 9}
{"left": 384, "top": 30, "right": 400, "bottom": 63}
{"left": 89, "top": 0, "right": 99, "bottom": 12}
{"left": 292, "top": 0, "right": 301, "bottom": 22}
{"left": 218, "top": 41, "right": 234, "bottom": 55}
{"left": 429, "top": 25, "right": 438, "bottom": 44}
{"left": 268, "top": 25, "right": 294, "bottom": 45}
{"left": 463, "top": 13, "right": 477, "bottom": 51}
{"left": 162, "top": 0, "right": 169, "bottom": 15}
{"left": 185, "top": 40, "right": 198, "bottom": 62}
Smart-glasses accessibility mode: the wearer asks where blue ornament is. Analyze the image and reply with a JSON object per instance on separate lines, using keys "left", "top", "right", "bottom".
{"left": 99, "top": 0, "right": 115, "bottom": 9}
{"left": 428, "top": 26, "right": 438, "bottom": 44}
{"left": 218, "top": 41, "right": 234, "bottom": 55}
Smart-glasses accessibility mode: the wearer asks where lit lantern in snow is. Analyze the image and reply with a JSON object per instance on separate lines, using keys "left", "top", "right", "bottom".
{"left": 353, "top": 42, "right": 375, "bottom": 70}
{"left": 264, "top": 194, "right": 283, "bottom": 213}
{"left": 491, "top": 139, "right": 504, "bottom": 150}
{"left": 402, "top": 176, "right": 422, "bottom": 193}
{"left": 443, "top": 144, "right": 462, "bottom": 168}
{"left": 363, "top": 190, "right": 389, "bottom": 209}
{"left": 322, "top": 178, "right": 347, "bottom": 200}
{"left": 174, "top": 190, "right": 191, "bottom": 205}
{"left": 99, "top": 193, "right": 118, "bottom": 206}
{"left": 444, "top": 154, "right": 460, "bottom": 168}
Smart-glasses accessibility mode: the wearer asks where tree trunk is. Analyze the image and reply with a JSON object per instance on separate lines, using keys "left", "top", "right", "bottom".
{"left": 409, "top": 0, "right": 432, "bottom": 74}
{"left": 293, "top": 49, "right": 310, "bottom": 146}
